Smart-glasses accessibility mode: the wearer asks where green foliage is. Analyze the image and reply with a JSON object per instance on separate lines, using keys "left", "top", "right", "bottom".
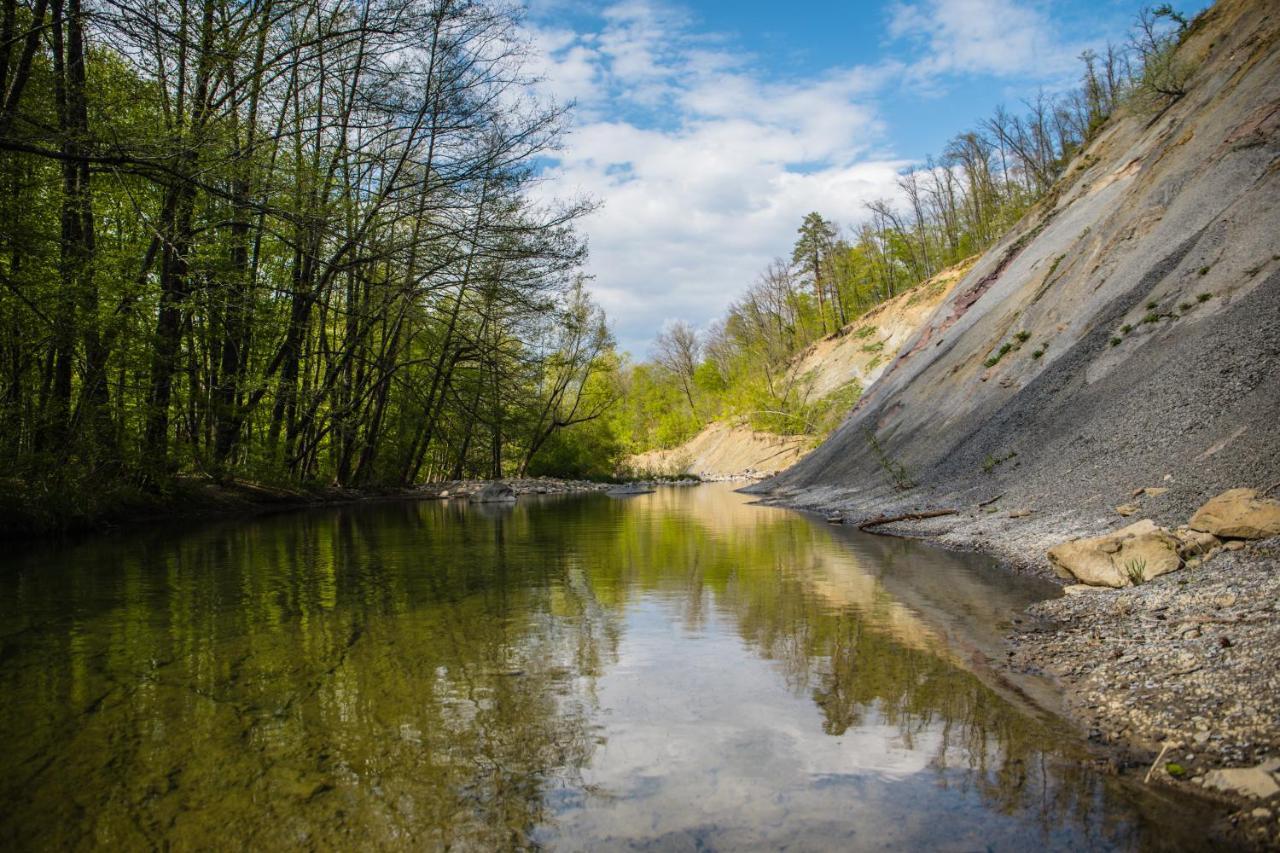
{"left": 1142, "top": 312, "right": 1161, "bottom": 324}
{"left": 1014, "top": 331, "right": 1031, "bottom": 344}
{"left": 982, "top": 451, "right": 1017, "bottom": 473}
{"left": 1197, "top": 292, "right": 1212, "bottom": 302}
{"left": 865, "top": 428, "right": 916, "bottom": 490}
{"left": 1124, "top": 558, "right": 1148, "bottom": 586}
{"left": 1166, "top": 763, "right": 1187, "bottom": 777}
{"left": 1110, "top": 337, "right": 1123, "bottom": 347}
{"left": 0, "top": 0, "right": 615, "bottom": 504}
{"left": 525, "top": 418, "right": 625, "bottom": 481}
{"left": 985, "top": 342, "right": 1015, "bottom": 368}
{"left": 1122, "top": 324, "right": 1133, "bottom": 334}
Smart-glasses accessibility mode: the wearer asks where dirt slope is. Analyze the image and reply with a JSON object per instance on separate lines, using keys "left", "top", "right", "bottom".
{"left": 626, "top": 265, "right": 967, "bottom": 478}
{"left": 626, "top": 421, "right": 808, "bottom": 478}
{"left": 752, "top": 0, "right": 1280, "bottom": 570}
{"left": 789, "top": 259, "right": 974, "bottom": 399}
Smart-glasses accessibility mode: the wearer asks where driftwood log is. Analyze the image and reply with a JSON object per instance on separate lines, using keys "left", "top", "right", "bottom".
{"left": 857, "top": 508, "right": 958, "bottom": 530}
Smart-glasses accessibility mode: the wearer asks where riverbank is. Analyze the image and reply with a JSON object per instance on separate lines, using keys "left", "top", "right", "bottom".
{"left": 752, "top": 484, "right": 1280, "bottom": 848}
{"left": 0, "top": 475, "right": 633, "bottom": 541}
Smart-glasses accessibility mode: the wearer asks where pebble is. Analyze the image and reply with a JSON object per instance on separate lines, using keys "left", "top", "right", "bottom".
{"left": 1013, "top": 539, "right": 1280, "bottom": 804}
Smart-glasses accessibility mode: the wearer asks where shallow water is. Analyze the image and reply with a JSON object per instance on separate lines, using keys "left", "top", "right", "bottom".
{"left": 0, "top": 485, "right": 1218, "bottom": 850}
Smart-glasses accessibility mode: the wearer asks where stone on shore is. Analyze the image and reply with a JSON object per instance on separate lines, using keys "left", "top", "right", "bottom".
{"left": 1173, "top": 526, "right": 1221, "bottom": 559}
{"left": 1046, "top": 519, "right": 1183, "bottom": 587}
{"left": 607, "top": 484, "right": 655, "bottom": 496}
{"left": 1203, "top": 759, "right": 1280, "bottom": 799}
{"left": 471, "top": 482, "right": 517, "bottom": 503}
{"left": 1189, "top": 488, "right": 1280, "bottom": 540}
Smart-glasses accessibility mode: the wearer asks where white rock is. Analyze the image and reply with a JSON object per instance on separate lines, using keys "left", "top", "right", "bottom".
{"left": 1203, "top": 762, "right": 1280, "bottom": 799}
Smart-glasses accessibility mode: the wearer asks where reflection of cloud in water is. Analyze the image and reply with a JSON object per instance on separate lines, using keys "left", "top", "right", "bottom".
{"left": 0, "top": 484, "right": 1219, "bottom": 850}
{"left": 540, "top": 599, "right": 1026, "bottom": 850}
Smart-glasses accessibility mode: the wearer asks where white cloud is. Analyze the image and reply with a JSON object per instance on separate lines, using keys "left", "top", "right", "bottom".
{"left": 525, "top": 0, "right": 1089, "bottom": 355}
{"left": 526, "top": 2, "right": 906, "bottom": 355}
{"left": 888, "top": 0, "right": 1079, "bottom": 80}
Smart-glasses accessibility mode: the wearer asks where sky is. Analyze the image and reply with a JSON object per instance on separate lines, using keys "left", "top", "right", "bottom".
{"left": 522, "top": 0, "right": 1204, "bottom": 357}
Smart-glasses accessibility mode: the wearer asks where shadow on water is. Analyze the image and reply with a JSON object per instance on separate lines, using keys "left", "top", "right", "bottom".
{"left": 0, "top": 484, "right": 1222, "bottom": 850}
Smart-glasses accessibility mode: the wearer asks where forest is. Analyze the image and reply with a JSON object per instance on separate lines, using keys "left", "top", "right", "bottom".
{"left": 0, "top": 0, "right": 625, "bottom": 518}
{"left": 0, "top": 0, "right": 1189, "bottom": 523}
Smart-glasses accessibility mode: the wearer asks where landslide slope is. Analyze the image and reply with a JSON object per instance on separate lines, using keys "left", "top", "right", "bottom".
{"left": 754, "top": 0, "right": 1280, "bottom": 567}
{"left": 626, "top": 263, "right": 969, "bottom": 478}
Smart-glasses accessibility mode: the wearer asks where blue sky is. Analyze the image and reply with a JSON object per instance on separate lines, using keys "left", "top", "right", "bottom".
{"left": 523, "top": 0, "right": 1208, "bottom": 356}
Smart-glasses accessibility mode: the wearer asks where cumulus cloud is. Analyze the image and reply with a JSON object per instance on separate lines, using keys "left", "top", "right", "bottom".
{"left": 526, "top": 2, "right": 906, "bottom": 355}
{"left": 887, "top": 0, "right": 1081, "bottom": 80}
{"left": 525, "top": 0, "right": 1090, "bottom": 355}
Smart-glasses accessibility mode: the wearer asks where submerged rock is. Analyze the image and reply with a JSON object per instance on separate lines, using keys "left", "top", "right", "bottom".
{"left": 1189, "top": 488, "right": 1280, "bottom": 540}
{"left": 471, "top": 482, "right": 517, "bottom": 503}
{"left": 1047, "top": 519, "right": 1183, "bottom": 588}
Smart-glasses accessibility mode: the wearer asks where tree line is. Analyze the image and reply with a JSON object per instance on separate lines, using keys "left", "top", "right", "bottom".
{"left": 618, "top": 4, "right": 1194, "bottom": 454}
{"left": 0, "top": 0, "right": 621, "bottom": 515}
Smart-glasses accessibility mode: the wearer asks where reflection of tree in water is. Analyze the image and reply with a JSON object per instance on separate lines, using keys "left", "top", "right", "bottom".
{"left": 585, "top": 499, "right": 1162, "bottom": 845}
{"left": 0, "top": 501, "right": 620, "bottom": 849}
{"left": 0, "top": 492, "right": 1194, "bottom": 849}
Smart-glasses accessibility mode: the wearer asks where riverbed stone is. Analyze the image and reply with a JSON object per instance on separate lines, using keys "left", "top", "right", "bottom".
{"left": 1203, "top": 759, "right": 1280, "bottom": 799}
{"left": 1046, "top": 520, "right": 1183, "bottom": 588}
{"left": 471, "top": 481, "right": 517, "bottom": 503}
{"left": 1189, "top": 489, "right": 1280, "bottom": 539}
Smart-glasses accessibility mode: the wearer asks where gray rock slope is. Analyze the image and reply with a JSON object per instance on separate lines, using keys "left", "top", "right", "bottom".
{"left": 752, "top": 0, "right": 1280, "bottom": 571}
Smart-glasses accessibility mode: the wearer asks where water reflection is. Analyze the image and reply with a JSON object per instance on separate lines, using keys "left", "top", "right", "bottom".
{"left": 0, "top": 486, "right": 1213, "bottom": 850}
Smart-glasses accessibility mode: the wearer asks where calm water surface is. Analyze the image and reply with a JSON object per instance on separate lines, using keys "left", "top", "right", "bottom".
{"left": 0, "top": 485, "right": 1218, "bottom": 850}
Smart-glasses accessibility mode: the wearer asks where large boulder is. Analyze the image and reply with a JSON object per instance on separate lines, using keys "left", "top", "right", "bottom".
{"left": 471, "top": 481, "right": 517, "bottom": 503}
{"left": 1047, "top": 520, "right": 1183, "bottom": 588}
{"left": 1189, "top": 488, "right": 1280, "bottom": 539}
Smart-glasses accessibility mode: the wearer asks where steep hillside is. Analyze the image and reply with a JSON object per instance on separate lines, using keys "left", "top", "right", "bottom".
{"left": 787, "top": 259, "right": 975, "bottom": 399}
{"left": 753, "top": 0, "right": 1280, "bottom": 567}
{"left": 626, "top": 264, "right": 968, "bottom": 478}
{"left": 627, "top": 421, "right": 809, "bottom": 479}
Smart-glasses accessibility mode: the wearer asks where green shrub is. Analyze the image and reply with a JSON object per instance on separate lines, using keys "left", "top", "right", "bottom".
{"left": 984, "top": 342, "right": 1014, "bottom": 368}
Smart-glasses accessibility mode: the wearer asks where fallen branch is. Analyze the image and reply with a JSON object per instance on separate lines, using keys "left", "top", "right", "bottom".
{"left": 1144, "top": 742, "right": 1172, "bottom": 784}
{"left": 978, "top": 493, "right": 1004, "bottom": 507}
{"left": 858, "top": 508, "right": 959, "bottom": 530}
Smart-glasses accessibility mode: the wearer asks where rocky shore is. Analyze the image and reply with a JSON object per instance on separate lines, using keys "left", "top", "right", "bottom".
{"left": 770, "top": 484, "right": 1280, "bottom": 848}
{"left": 413, "top": 476, "right": 701, "bottom": 499}
{"left": 1013, "top": 538, "right": 1280, "bottom": 847}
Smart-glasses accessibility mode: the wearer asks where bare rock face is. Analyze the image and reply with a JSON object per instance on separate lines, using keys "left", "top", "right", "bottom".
{"left": 471, "top": 482, "right": 517, "bottom": 503}
{"left": 1189, "top": 488, "right": 1280, "bottom": 539}
{"left": 1047, "top": 520, "right": 1183, "bottom": 588}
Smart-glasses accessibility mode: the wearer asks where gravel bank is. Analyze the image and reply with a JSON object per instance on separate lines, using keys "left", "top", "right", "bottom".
{"left": 1012, "top": 538, "right": 1280, "bottom": 847}
{"left": 414, "top": 477, "right": 701, "bottom": 498}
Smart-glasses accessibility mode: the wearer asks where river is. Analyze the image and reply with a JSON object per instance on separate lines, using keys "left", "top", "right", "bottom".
{"left": 0, "top": 484, "right": 1219, "bottom": 850}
